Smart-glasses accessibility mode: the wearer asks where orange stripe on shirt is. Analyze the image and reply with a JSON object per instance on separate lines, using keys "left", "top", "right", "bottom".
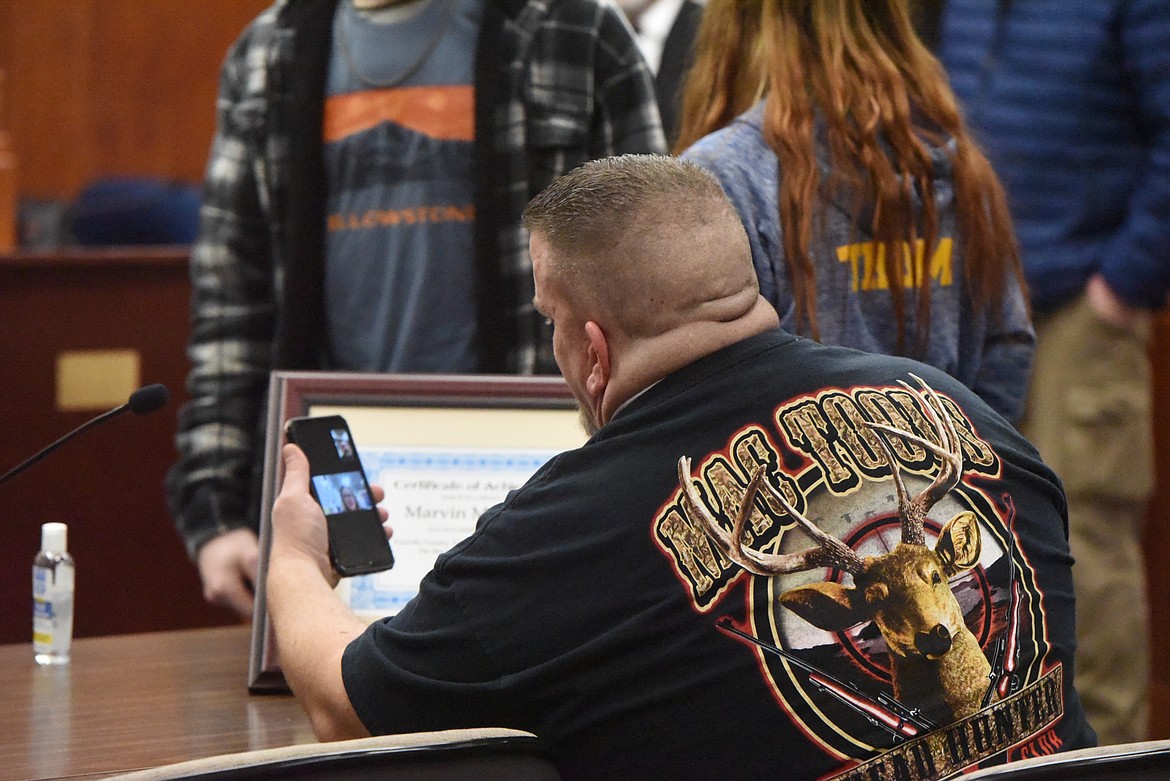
{"left": 323, "top": 85, "right": 475, "bottom": 143}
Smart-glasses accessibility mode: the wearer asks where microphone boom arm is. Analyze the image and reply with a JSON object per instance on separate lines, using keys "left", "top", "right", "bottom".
{"left": 0, "top": 384, "right": 170, "bottom": 488}
{"left": 0, "top": 405, "right": 128, "bottom": 487}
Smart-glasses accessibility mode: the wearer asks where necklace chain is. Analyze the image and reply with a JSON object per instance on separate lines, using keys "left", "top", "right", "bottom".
{"left": 337, "top": 0, "right": 457, "bottom": 89}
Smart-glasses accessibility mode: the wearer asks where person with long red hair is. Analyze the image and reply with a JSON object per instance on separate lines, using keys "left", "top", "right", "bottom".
{"left": 677, "top": 0, "right": 1033, "bottom": 421}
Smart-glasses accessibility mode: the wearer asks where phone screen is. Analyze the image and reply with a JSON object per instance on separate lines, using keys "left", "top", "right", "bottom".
{"left": 285, "top": 415, "right": 394, "bottom": 576}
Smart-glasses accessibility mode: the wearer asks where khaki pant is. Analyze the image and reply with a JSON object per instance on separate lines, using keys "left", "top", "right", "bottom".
{"left": 1020, "top": 292, "right": 1153, "bottom": 745}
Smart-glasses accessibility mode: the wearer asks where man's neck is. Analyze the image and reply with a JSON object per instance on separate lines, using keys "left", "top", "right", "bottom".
{"left": 599, "top": 294, "right": 780, "bottom": 426}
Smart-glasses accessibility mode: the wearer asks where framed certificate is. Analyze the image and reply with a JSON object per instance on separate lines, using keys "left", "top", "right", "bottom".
{"left": 248, "top": 371, "right": 587, "bottom": 692}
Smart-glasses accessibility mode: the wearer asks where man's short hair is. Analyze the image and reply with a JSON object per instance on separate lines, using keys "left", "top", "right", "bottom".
{"left": 523, "top": 154, "right": 753, "bottom": 334}
{"left": 523, "top": 154, "right": 735, "bottom": 242}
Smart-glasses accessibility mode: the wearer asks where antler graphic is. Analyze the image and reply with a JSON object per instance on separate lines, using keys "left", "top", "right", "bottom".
{"left": 676, "top": 457, "right": 864, "bottom": 576}
{"left": 867, "top": 374, "right": 964, "bottom": 546}
{"left": 676, "top": 374, "right": 965, "bottom": 574}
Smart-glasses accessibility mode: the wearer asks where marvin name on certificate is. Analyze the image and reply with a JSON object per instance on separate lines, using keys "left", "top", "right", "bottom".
{"left": 329, "top": 405, "right": 588, "bottom": 622}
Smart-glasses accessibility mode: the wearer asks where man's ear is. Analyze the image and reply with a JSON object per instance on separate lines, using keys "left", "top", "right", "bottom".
{"left": 584, "top": 320, "right": 610, "bottom": 398}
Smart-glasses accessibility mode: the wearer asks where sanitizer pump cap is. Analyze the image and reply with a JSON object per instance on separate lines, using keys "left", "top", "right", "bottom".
{"left": 41, "top": 522, "right": 68, "bottom": 553}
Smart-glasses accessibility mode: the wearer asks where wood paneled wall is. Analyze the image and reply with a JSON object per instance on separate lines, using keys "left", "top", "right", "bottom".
{"left": 0, "top": 0, "right": 269, "bottom": 201}
{"left": 0, "top": 249, "right": 231, "bottom": 643}
{"left": 1146, "top": 316, "right": 1170, "bottom": 740}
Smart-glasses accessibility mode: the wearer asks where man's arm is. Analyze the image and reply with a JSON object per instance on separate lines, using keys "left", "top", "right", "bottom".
{"left": 195, "top": 529, "right": 260, "bottom": 618}
{"left": 1096, "top": 0, "right": 1170, "bottom": 310}
{"left": 973, "top": 268, "right": 1036, "bottom": 424}
{"left": 267, "top": 444, "right": 375, "bottom": 741}
{"left": 593, "top": 1, "right": 669, "bottom": 155}
{"left": 165, "top": 17, "right": 278, "bottom": 616}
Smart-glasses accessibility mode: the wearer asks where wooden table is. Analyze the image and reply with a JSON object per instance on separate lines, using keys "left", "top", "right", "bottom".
{"left": 0, "top": 626, "right": 315, "bottom": 780}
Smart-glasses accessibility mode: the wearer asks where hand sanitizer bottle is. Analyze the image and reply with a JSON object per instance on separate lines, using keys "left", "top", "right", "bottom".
{"left": 33, "top": 522, "right": 74, "bottom": 665}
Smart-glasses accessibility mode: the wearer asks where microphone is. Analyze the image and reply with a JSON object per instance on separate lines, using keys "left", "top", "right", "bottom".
{"left": 0, "top": 384, "right": 171, "bottom": 488}
{"left": 125, "top": 383, "right": 170, "bottom": 415}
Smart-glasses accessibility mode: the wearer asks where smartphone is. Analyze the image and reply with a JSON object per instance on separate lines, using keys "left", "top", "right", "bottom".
{"left": 284, "top": 414, "right": 394, "bottom": 577}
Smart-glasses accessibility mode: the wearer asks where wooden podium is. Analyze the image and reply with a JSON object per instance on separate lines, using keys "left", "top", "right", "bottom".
{"left": 0, "top": 247, "right": 235, "bottom": 646}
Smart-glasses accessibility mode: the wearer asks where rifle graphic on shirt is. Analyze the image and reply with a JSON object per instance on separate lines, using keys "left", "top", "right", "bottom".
{"left": 983, "top": 494, "right": 1022, "bottom": 707}
{"left": 716, "top": 617, "right": 936, "bottom": 742}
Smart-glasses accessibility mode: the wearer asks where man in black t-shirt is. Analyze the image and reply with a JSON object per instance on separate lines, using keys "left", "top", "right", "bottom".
{"left": 266, "top": 155, "right": 1094, "bottom": 779}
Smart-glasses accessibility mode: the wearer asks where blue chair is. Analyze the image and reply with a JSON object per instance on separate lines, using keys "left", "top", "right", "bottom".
{"left": 69, "top": 177, "right": 201, "bottom": 246}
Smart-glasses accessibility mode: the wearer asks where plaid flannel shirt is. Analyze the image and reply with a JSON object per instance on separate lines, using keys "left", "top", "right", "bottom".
{"left": 168, "top": 0, "right": 665, "bottom": 556}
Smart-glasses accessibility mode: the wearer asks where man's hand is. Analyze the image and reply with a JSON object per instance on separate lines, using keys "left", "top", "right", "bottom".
{"left": 271, "top": 444, "right": 390, "bottom": 587}
{"left": 1086, "top": 273, "right": 1142, "bottom": 330}
{"left": 272, "top": 444, "right": 338, "bottom": 584}
{"left": 267, "top": 442, "right": 383, "bottom": 742}
{"left": 196, "top": 527, "right": 259, "bottom": 619}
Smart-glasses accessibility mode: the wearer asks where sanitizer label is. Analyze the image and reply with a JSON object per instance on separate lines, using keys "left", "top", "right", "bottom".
{"left": 32, "top": 564, "right": 74, "bottom": 656}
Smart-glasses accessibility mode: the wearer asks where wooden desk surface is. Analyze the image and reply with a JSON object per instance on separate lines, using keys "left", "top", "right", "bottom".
{"left": 0, "top": 626, "right": 315, "bottom": 781}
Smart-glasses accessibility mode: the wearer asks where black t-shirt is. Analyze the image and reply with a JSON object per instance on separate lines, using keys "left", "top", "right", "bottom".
{"left": 342, "top": 329, "right": 1095, "bottom": 780}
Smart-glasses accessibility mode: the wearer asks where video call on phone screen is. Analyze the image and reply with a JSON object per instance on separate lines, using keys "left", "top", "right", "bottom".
{"left": 301, "top": 425, "right": 373, "bottom": 516}
{"left": 311, "top": 472, "right": 374, "bottom": 516}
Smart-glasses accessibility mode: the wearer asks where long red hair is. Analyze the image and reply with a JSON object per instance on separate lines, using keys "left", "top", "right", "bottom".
{"left": 675, "top": 0, "right": 1023, "bottom": 352}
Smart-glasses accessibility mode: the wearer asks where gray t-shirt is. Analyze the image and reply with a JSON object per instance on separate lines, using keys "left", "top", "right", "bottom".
{"left": 324, "top": 0, "right": 484, "bottom": 372}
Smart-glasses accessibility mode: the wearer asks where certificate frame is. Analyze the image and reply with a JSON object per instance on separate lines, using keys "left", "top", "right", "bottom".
{"left": 247, "top": 371, "right": 582, "bottom": 692}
